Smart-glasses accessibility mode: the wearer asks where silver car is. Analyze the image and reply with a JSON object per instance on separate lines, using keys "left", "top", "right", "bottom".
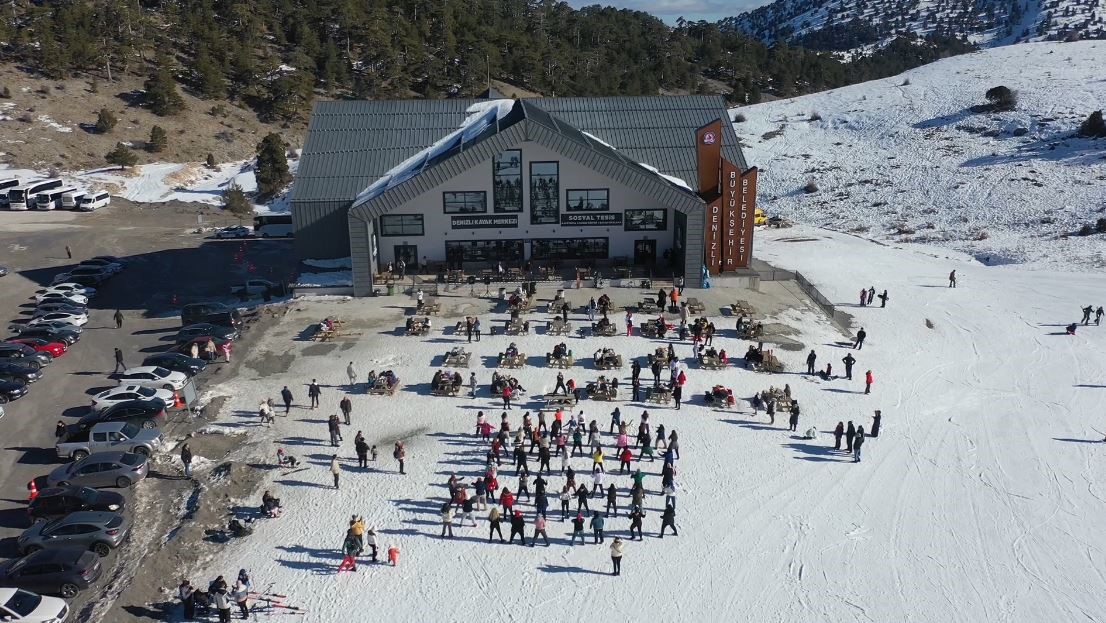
{"left": 18, "top": 511, "right": 130, "bottom": 557}
{"left": 46, "top": 451, "right": 149, "bottom": 489}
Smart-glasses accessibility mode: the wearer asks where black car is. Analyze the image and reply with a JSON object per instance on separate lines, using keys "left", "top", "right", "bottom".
{"left": 175, "top": 323, "right": 240, "bottom": 344}
{"left": 60, "top": 274, "right": 104, "bottom": 288}
{"left": 181, "top": 302, "right": 242, "bottom": 328}
{"left": 0, "top": 547, "right": 102, "bottom": 598}
{"left": 0, "top": 379, "right": 28, "bottom": 403}
{"left": 141, "top": 352, "right": 206, "bottom": 377}
{"left": 77, "top": 399, "right": 166, "bottom": 431}
{"left": 0, "top": 343, "right": 51, "bottom": 368}
{"left": 27, "top": 486, "right": 126, "bottom": 522}
{"left": 0, "top": 361, "right": 42, "bottom": 384}
{"left": 7, "top": 326, "right": 80, "bottom": 346}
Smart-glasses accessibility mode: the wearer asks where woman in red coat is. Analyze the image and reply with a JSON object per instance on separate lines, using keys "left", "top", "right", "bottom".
{"left": 864, "top": 370, "right": 874, "bottom": 395}
{"left": 500, "top": 487, "right": 515, "bottom": 515}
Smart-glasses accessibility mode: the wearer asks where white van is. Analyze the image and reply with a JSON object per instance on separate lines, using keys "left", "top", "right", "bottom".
{"left": 77, "top": 191, "right": 111, "bottom": 212}
{"left": 34, "top": 186, "right": 79, "bottom": 211}
{"left": 60, "top": 189, "right": 88, "bottom": 210}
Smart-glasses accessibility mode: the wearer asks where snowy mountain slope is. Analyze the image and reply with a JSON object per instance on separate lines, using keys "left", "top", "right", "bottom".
{"left": 735, "top": 40, "right": 1106, "bottom": 270}
{"left": 728, "top": 0, "right": 1105, "bottom": 51}
{"left": 173, "top": 223, "right": 1106, "bottom": 623}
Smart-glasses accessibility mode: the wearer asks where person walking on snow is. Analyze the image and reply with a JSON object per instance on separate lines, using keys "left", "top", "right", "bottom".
{"left": 659, "top": 504, "right": 678, "bottom": 537}
{"left": 859, "top": 288, "right": 867, "bottom": 307}
{"left": 1082, "top": 305, "right": 1093, "bottom": 325}
{"left": 591, "top": 511, "right": 605, "bottom": 543}
{"left": 531, "top": 514, "right": 549, "bottom": 546}
{"left": 806, "top": 350, "right": 817, "bottom": 375}
{"left": 113, "top": 309, "right": 124, "bottom": 329}
{"left": 180, "top": 443, "right": 193, "bottom": 478}
{"left": 340, "top": 396, "right": 352, "bottom": 425}
{"left": 877, "top": 290, "right": 888, "bottom": 308}
{"left": 871, "top": 410, "right": 882, "bottom": 437}
{"left": 854, "top": 426, "right": 866, "bottom": 462}
{"left": 488, "top": 507, "right": 505, "bottom": 542}
{"left": 867, "top": 286, "right": 876, "bottom": 306}
{"left": 346, "top": 362, "right": 357, "bottom": 387}
{"left": 845, "top": 421, "right": 856, "bottom": 452}
{"left": 605, "top": 483, "right": 618, "bottom": 517}
{"left": 842, "top": 353, "right": 856, "bottom": 380}
{"left": 113, "top": 348, "right": 125, "bottom": 374}
{"left": 280, "top": 386, "right": 293, "bottom": 414}
{"left": 854, "top": 328, "right": 867, "bottom": 350}
{"left": 610, "top": 537, "right": 624, "bottom": 575}
{"left": 393, "top": 441, "right": 406, "bottom": 474}
{"left": 865, "top": 370, "right": 874, "bottom": 395}
{"left": 833, "top": 422, "right": 845, "bottom": 450}
{"left": 440, "top": 504, "right": 455, "bottom": 538}
{"left": 570, "top": 512, "right": 586, "bottom": 545}
{"left": 356, "top": 435, "right": 369, "bottom": 468}
{"left": 788, "top": 401, "right": 800, "bottom": 432}
{"left": 308, "top": 380, "right": 321, "bottom": 409}
{"left": 948, "top": 270, "right": 957, "bottom": 288}
{"left": 1096, "top": 306, "right": 1104, "bottom": 325}
{"left": 330, "top": 454, "right": 341, "bottom": 489}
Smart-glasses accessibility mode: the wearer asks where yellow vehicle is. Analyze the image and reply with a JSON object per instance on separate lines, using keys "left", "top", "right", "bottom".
{"left": 754, "top": 207, "right": 767, "bottom": 226}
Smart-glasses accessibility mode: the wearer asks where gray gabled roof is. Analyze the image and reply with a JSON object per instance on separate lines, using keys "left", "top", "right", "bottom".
{"left": 293, "top": 95, "right": 745, "bottom": 205}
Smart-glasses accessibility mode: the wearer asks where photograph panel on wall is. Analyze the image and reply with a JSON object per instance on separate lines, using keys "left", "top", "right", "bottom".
{"left": 443, "top": 191, "right": 487, "bottom": 214}
{"left": 529, "top": 161, "right": 560, "bottom": 225}
{"left": 624, "top": 208, "right": 668, "bottom": 232}
{"left": 493, "top": 150, "right": 523, "bottom": 213}
{"left": 566, "top": 189, "right": 609, "bottom": 212}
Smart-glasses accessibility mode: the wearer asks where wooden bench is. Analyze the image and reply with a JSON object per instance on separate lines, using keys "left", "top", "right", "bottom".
{"left": 406, "top": 318, "right": 431, "bottom": 336}
{"left": 594, "top": 353, "right": 623, "bottom": 370}
{"left": 591, "top": 322, "right": 618, "bottom": 337}
{"left": 546, "top": 354, "right": 575, "bottom": 369}
{"left": 646, "top": 386, "right": 672, "bottom": 404}
{"left": 686, "top": 298, "right": 705, "bottom": 314}
{"left": 368, "top": 377, "right": 400, "bottom": 396}
{"left": 548, "top": 319, "right": 572, "bottom": 336}
{"left": 417, "top": 298, "right": 441, "bottom": 315}
{"left": 549, "top": 299, "right": 572, "bottom": 314}
{"left": 498, "top": 352, "right": 526, "bottom": 369}
{"left": 431, "top": 380, "right": 461, "bottom": 397}
{"left": 737, "top": 322, "right": 764, "bottom": 340}
{"left": 501, "top": 320, "right": 529, "bottom": 336}
{"left": 585, "top": 382, "right": 618, "bottom": 401}
{"left": 543, "top": 393, "right": 576, "bottom": 406}
{"left": 311, "top": 325, "right": 337, "bottom": 341}
{"left": 647, "top": 348, "right": 674, "bottom": 366}
{"left": 637, "top": 300, "right": 660, "bottom": 314}
{"left": 443, "top": 348, "right": 471, "bottom": 368}
{"left": 508, "top": 298, "right": 534, "bottom": 314}
{"left": 699, "top": 355, "right": 727, "bottom": 370}
{"left": 730, "top": 300, "right": 755, "bottom": 316}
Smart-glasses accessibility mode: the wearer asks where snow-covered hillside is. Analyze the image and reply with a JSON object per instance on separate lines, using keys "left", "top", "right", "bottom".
{"left": 736, "top": 40, "right": 1106, "bottom": 270}
{"left": 730, "top": 0, "right": 1105, "bottom": 51}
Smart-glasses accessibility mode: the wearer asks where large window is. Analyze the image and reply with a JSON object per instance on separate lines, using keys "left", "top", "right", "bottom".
{"left": 624, "top": 209, "right": 668, "bottom": 231}
{"left": 443, "top": 191, "right": 487, "bottom": 214}
{"left": 378, "top": 214, "right": 424, "bottom": 237}
{"left": 529, "top": 161, "right": 559, "bottom": 225}
{"left": 531, "top": 237, "right": 608, "bottom": 260}
{"left": 566, "top": 189, "right": 609, "bottom": 212}
{"left": 445, "top": 240, "right": 524, "bottom": 263}
{"left": 493, "top": 150, "right": 523, "bottom": 213}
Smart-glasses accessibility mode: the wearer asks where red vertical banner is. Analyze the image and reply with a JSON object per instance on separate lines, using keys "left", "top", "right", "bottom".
{"left": 721, "top": 159, "right": 741, "bottom": 270}
{"left": 735, "top": 167, "right": 758, "bottom": 269}
{"left": 705, "top": 199, "right": 722, "bottom": 274}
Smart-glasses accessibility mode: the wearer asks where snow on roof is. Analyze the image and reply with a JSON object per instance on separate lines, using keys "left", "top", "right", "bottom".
{"left": 582, "top": 130, "right": 693, "bottom": 192}
{"left": 352, "top": 100, "right": 517, "bottom": 209}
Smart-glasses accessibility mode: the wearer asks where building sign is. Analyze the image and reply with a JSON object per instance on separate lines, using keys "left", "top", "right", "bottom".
{"left": 561, "top": 212, "right": 622, "bottom": 227}
{"left": 735, "top": 167, "right": 758, "bottom": 268}
{"left": 451, "top": 215, "right": 519, "bottom": 229}
{"left": 720, "top": 159, "right": 741, "bottom": 269}
{"left": 702, "top": 131, "right": 717, "bottom": 145}
{"left": 695, "top": 120, "right": 722, "bottom": 196}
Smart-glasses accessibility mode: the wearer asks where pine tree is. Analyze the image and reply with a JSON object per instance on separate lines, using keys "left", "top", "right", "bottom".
{"left": 255, "top": 133, "right": 291, "bottom": 198}
{"left": 144, "top": 53, "right": 185, "bottom": 116}
{"left": 194, "top": 48, "right": 227, "bottom": 99}
{"left": 95, "top": 108, "right": 117, "bottom": 134}
{"left": 147, "top": 125, "right": 168, "bottom": 152}
{"left": 105, "top": 143, "right": 138, "bottom": 169}
{"left": 223, "top": 182, "right": 253, "bottom": 219}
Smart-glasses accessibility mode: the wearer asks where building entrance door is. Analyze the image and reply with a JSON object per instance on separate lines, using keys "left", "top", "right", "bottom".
{"left": 633, "top": 239, "right": 656, "bottom": 266}
{"left": 394, "top": 244, "right": 418, "bottom": 268}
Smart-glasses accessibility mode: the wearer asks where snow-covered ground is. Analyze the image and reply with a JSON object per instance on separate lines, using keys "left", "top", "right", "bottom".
{"left": 736, "top": 40, "right": 1106, "bottom": 270}
{"left": 177, "top": 224, "right": 1106, "bottom": 622}
{"left": 0, "top": 153, "right": 298, "bottom": 213}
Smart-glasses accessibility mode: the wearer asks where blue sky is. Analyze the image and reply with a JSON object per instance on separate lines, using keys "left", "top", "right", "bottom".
{"left": 565, "top": 0, "right": 774, "bottom": 23}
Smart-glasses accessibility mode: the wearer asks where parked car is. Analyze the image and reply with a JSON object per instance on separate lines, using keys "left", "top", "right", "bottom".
{"left": 26, "top": 486, "right": 125, "bottom": 522}
{"left": 89, "top": 255, "right": 125, "bottom": 266}
{"left": 215, "top": 225, "right": 251, "bottom": 239}
{"left": 49, "top": 274, "right": 103, "bottom": 288}
{"left": 76, "top": 259, "right": 123, "bottom": 274}
{"left": 180, "top": 302, "right": 241, "bottom": 327}
{"left": 56, "top": 421, "right": 163, "bottom": 460}
{"left": 231, "top": 279, "right": 276, "bottom": 296}
{"left": 0, "top": 266, "right": 7, "bottom": 277}
{"left": 45, "top": 452, "right": 149, "bottom": 489}
{"left": 0, "top": 380, "right": 29, "bottom": 403}
{"left": 175, "top": 323, "right": 240, "bottom": 344}
{"left": 37, "top": 283, "right": 96, "bottom": 298}
{"left": 114, "top": 366, "right": 187, "bottom": 391}
{"left": 33, "top": 301, "right": 87, "bottom": 316}
{"left": 7, "top": 326, "right": 80, "bottom": 346}
{"left": 0, "top": 405, "right": 4, "bottom": 420}
{"left": 7, "top": 338, "right": 67, "bottom": 359}
{"left": 10, "top": 320, "right": 83, "bottom": 335}
{"left": 78, "top": 399, "right": 166, "bottom": 431}
{"left": 141, "top": 352, "right": 206, "bottom": 377}
{"left": 0, "top": 548, "right": 102, "bottom": 598}
{"left": 0, "top": 343, "right": 51, "bottom": 368}
{"left": 91, "top": 386, "right": 172, "bottom": 411}
{"left": 52, "top": 267, "right": 110, "bottom": 284}
{"left": 35, "top": 291, "right": 88, "bottom": 306}
{"left": 27, "top": 312, "right": 87, "bottom": 328}
{"left": 0, "top": 362, "right": 43, "bottom": 384}
{"left": 18, "top": 511, "right": 132, "bottom": 555}
{"left": 0, "top": 587, "right": 70, "bottom": 622}
{"left": 176, "top": 335, "right": 231, "bottom": 359}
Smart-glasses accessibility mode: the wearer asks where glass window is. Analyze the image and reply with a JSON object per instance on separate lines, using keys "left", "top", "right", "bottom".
{"left": 529, "top": 162, "right": 559, "bottom": 225}
{"left": 565, "top": 189, "right": 609, "bottom": 212}
{"left": 444, "top": 240, "right": 524, "bottom": 263}
{"left": 531, "top": 238, "right": 608, "bottom": 260}
{"left": 443, "top": 191, "right": 487, "bottom": 214}
{"left": 493, "top": 150, "right": 523, "bottom": 213}
{"left": 624, "top": 209, "right": 668, "bottom": 231}
{"left": 379, "top": 215, "right": 424, "bottom": 237}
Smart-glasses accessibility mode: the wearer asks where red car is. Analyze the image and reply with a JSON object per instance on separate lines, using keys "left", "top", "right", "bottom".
{"left": 6, "top": 338, "right": 67, "bottom": 358}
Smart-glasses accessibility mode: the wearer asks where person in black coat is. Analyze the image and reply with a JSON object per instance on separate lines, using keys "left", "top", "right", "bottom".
{"left": 280, "top": 386, "right": 293, "bottom": 414}
{"left": 871, "top": 410, "right": 882, "bottom": 437}
{"left": 842, "top": 353, "right": 856, "bottom": 380}
{"left": 672, "top": 384, "right": 682, "bottom": 410}
{"left": 833, "top": 422, "right": 844, "bottom": 450}
{"left": 788, "top": 401, "right": 800, "bottom": 432}
{"left": 508, "top": 511, "right": 526, "bottom": 545}
{"left": 805, "top": 350, "right": 817, "bottom": 375}
{"left": 845, "top": 421, "right": 856, "bottom": 452}
{"left": 854, "top": 328, "right": 867, "bottom": 350}
{"left": 308, "top": 380, "right": 321, "bottom": 409}
{"left": 54, "top": 420, "right": 67, "bottom": 439}
{"left": 659, "top": 504, "right": 677, "bottom": 537}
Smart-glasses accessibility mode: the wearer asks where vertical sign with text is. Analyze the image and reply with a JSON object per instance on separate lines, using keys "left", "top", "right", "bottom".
{"left": 736, "top": 167, "right": 758, "bottom": 269}
{"left": 721, "top": 159, "right": 741, "bottom": 269}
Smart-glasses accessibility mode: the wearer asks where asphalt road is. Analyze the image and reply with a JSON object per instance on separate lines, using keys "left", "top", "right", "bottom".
{"left": 0, "top": 201, "right": 297, "bottom": 616}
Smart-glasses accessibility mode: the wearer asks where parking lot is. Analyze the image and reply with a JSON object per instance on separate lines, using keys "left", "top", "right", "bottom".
{"left": 0, "top": 202, "right": 298, "bottom": 620}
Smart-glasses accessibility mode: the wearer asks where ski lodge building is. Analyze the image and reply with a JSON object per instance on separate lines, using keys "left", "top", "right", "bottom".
{"left": 291, "top": 94, "right": 758, "bottom": 296}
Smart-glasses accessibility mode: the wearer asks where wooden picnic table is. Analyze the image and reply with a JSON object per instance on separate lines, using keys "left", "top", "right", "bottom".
{"left": 501, "top": 319, "right": 529, "bottom": 335}
{"left": 549, "top": 299, "right": 572, "bottom": 314}
{"left": 443, "top": 347, "right": 471, "bottom": 368}
{"left": 543, "top": 393, "right": 576, "bottom": 406}
{"left": 638, "top": 300, "right": 660, "bottom": 314}
{"left": 417, "top": 297, "right": 441, "bottom": 315}
{"left": 548, "top": 319, "right": 572, "bottom": 336}
{"left": 406, "top": 317, "right": 431, "bottom": 336}
{"left": 686, "top": 297, "right": 705, "bottom": 314}
{"left": 508, "top": 267, "right": 523, "bottom": 280}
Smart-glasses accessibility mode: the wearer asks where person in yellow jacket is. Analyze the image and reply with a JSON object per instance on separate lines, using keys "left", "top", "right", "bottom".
{"left": 350, "top": 515, "right": 365, "bottom": 548}
{"left": 592, "top": 448, "right": 604, "bottom": 472}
